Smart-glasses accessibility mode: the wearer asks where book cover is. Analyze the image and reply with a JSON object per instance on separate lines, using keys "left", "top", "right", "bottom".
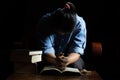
{"left": 29, "top": 51, "right": 42, "bottom": 55}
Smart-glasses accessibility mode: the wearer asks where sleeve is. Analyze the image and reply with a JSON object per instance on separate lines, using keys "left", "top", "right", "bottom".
{"left": 68, "top": 17, "right": 87, "bottom": 55}
{"left": 40, "top": 35, "right": 55, "bottom": 54}
{"left": 37, "top": 13, "right": 55, "bottom": 54}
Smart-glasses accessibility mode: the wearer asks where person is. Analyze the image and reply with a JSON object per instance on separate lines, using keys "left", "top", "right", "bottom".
{"left": 37, "top": 2, "right": 87, "bottom": 71}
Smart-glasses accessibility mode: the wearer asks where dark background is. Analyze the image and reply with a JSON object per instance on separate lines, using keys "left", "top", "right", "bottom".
{"left": 0, "top": 0, "right": 105, "bottom": 48}
{"left": 0, "top": 0, "right": 119, "bottom": 80}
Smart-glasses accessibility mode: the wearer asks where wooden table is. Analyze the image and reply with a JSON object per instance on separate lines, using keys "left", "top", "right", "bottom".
{"left": 7, "top": 70, "right": 102, "bottom": 80}
{"left": 7, "top": 57, "right": 102, "bottom": 80}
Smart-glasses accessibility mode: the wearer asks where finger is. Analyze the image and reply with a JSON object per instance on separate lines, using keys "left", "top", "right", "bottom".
{"left": 57, "top": 66, "right": 66, "bottom": 71}
{"left": 56, "top": 52, "right": 64, "bottom": 57}
{"left": 56, "top": 56, "right": 65, "bottom": 62}
{"left": 55, "top": 64, "right": 65, "bottom": 70}
{"left": 60, "top": 57, "right": 68, "bottom": 63}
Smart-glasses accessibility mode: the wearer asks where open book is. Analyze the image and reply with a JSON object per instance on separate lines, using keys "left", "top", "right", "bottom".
{"left": 40, "top": 66, "right": 81, "bottom": 75}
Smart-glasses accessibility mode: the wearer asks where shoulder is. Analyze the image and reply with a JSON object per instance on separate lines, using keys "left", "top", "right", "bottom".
{"left": 38, "top": 12, "right": 54, "bottom": 27}
{"left": 40, "top": 9, "right": 59, "bottom": 20}
{"left": 40, "top": 13, "right": 52, "bottom": 21}
{"left": 75, "top": 14, "right": 86, "bottom": 29}
{"left": 76, "top": 14, "right": 86, "bottom": 24}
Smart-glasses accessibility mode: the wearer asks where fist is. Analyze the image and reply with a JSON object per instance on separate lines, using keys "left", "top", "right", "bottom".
{"left": 56, "top": 56, "right": 68, "bottom": 71}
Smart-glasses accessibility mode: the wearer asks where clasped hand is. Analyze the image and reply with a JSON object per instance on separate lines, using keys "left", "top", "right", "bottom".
{"left": 55, "top": 53, "right": 68, "bottom": 71}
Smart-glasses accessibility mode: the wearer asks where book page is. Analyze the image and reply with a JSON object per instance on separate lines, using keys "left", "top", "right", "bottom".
{"left": 63, "top": 67, "right": 80, "bottom": 73}
{"left": 40, "top": 66, "right": 61, "bottom": 73}
{"left": 31, "top": 55, "right": 42, "bottom": 63}
{"left": 62, "top": 67, "right": 81, "bottom": 75}
{"left": 40, "top": 66, "right": 63, "bottom": 75}
{"left": 40, "top": 66, "right": 81, "bottom": 75}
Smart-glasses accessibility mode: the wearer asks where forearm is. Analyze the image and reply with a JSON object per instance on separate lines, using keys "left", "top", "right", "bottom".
{"left": 66, "top": 53, "right": 80, "bottom": 66}
{"left": 44, "top": 53, "right": 57, "bottom": 65}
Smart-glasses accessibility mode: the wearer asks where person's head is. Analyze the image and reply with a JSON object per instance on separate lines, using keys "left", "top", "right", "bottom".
{"left": 53, "top": 2, "right": 77, "bottom": 34}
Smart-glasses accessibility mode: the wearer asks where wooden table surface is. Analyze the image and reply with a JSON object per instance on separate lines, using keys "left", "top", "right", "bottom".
{"left": 8, "top": 50, "right": 103, "bottom": 80}
{"left": 7, "top": 70, "right": 102, "bottom": 80}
